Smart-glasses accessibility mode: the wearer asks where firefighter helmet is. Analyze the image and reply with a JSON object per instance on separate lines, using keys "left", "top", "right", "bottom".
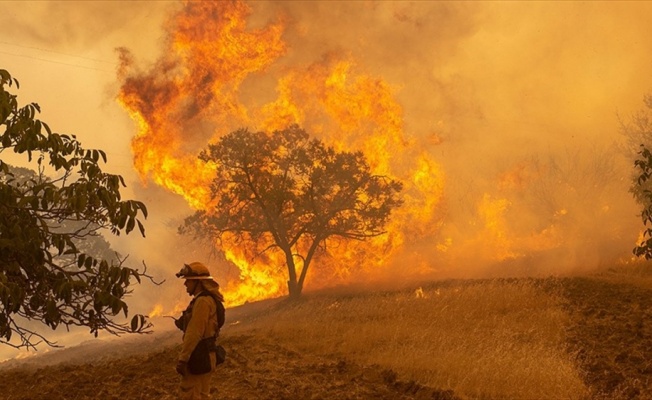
{"left": 175, "top": 262, "right": 214, "bottom": 280}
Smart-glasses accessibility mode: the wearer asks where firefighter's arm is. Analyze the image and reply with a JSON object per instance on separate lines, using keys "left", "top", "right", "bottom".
{"left": 178, "top": 296, "right": 211, "bottom": 362}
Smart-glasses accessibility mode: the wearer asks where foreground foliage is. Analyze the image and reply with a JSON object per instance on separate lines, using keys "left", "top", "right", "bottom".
{"left": 633, "top": 144, "right": 652, "bottom": 258}
{"left": 0, "top": 68, "right": 151, "bottom": 349}
{"left": 620, "top": 95, "right": 652, "bottom": 258}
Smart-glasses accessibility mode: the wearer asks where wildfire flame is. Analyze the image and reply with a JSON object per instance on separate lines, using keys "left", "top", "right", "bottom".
{"left": 119, "top": 0, "right": 592, "bottom": 308}
{"left": 117, "top": 0, "right": 448, "bottom": 307}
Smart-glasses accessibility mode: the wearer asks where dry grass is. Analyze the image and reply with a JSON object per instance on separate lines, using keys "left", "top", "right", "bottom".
{"left": 6, "top": 275, "right": 649, "bottom": 399}
{"left": 594, "top": 259, "right": 652, "bottom": 289}
{"left": 231, "top": 279, "right": 589, "bottom": 399}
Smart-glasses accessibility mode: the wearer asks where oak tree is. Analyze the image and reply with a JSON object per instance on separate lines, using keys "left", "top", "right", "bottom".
{"left": 181, "top": 125, "right": 403, "bottom": 298}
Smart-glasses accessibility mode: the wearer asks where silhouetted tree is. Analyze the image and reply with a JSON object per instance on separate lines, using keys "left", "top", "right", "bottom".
{"left": 619, "top": 94, "right": 652, "bottom": 258}
{"left": 0, "top": 69, "right": 152, "bottom": 349}
{"left": 633, "top": 145, "right": 652, "bottom": 258}
{"left": 181, "top": 125, "right": 403, "bottom": 298}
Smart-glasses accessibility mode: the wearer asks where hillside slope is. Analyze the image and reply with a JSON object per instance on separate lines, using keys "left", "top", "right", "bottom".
{"left": 0, "top": 332, "right": 457, "bottom": 400}
{"left": 1, "top": 276, "right": 651, "bottom": 399}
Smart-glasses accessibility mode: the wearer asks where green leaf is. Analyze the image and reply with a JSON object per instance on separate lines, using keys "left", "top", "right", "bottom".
{"left": 137, "top": 201, "right": 148, "bottom": 218}
{"left": 42, "top": 121, "right": 52, "bottom": 135}
{"left": 0, "top": 69, "right": 10, "bottom": 83}
{"left": 57, "top": 236, "right": 65, "bottom": 255}
{"left": 137, "top": 219, "right": 146, "bottom": 237}
{"left": 126, "top": 216, "right": 135, "bottom": 234}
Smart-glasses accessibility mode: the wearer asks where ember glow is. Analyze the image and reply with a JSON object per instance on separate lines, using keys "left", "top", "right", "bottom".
{"left": 117, "top": 0, "right": 641, "bottom": 308}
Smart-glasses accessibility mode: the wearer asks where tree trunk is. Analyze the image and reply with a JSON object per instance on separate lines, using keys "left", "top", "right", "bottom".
{"left": 287, "top": 279, "right": 301, "bottom": 299}
{"left": 284, "top": 246, "right": 302, "bottom": 299}
{"left": 296, "top": 238, "right": 320, "bottom": 298}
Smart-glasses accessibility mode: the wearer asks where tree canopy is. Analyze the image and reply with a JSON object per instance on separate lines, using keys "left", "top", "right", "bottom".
{"left": 0, "top": 68, "right": 151, "bottom": 349}
{"left": 181, "top": 125, "right": 403, "bottom": 298}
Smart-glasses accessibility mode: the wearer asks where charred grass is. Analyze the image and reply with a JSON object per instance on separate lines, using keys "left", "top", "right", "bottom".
{"left": 2, "top": 274, "right": 652, "bottom": 399}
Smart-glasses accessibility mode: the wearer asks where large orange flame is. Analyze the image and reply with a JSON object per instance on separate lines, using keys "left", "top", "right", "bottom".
{"left": 117, "top": 0, "right": 462, "bottom": 307}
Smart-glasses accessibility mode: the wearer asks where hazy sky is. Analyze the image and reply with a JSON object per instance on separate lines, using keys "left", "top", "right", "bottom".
{"left": 3, "top": 0, "right": 652, "bottom": 359}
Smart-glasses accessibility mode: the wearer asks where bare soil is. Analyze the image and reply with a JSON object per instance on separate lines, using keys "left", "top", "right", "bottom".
{"left": 558, "top": 277, "right": 652, "bottom": 399}
{"left": 1, "top": 276, "right": 651, "bottom": 399}
{"left": 0, "top": 332, "right": 457, "bottom": 400}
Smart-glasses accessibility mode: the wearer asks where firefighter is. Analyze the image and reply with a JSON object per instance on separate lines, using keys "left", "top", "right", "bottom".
{"left": 174, "top": 262, "right": 225, "bottom": 400}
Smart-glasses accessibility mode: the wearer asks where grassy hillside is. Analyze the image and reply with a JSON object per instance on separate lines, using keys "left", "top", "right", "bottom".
{"left": 231, "top": 279, "right": 587, "bottom": 399}
{"left": 2, "top": 273, "right": 652, "bottom": 399}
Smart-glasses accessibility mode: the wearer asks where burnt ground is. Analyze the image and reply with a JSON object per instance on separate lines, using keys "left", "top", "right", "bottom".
{"left": 1, "top": 276, "right": 651, "bottom": 399}
{"left": 0, "top": 332, "right": 458, "bottom": 400}
{"left": 558, "top": 277, "right": 652, "bottom": 399}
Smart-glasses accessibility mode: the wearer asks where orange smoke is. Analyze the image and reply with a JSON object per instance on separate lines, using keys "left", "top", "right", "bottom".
{"left": 118, "top": 0, "right": 443, "bottom": 306}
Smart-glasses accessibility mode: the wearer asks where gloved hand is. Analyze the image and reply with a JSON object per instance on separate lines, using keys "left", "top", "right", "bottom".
{"left": 176, "top": 360, "right": 188, "bottom": 375}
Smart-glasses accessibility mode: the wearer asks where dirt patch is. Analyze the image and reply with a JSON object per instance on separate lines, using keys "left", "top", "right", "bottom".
{"left": 0, "top": 333, "right": 458, "bottom": 400}
{"left": 558, "top": 277, "right": 652, "bottom": 399}
{"left": 219, "top": 334, "right": 458, "bottom": 400}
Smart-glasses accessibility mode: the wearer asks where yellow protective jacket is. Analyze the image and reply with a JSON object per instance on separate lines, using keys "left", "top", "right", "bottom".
{"left": 178, "top": 294, "right": 219, "bottom": 363}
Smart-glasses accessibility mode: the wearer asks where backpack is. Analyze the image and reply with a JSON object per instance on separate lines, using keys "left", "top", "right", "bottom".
{"left": 198, "top": 291, "right": 226, "bottom": 331}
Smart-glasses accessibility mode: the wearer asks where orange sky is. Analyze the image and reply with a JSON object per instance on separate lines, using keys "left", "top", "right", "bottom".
{"left": 2, "top": 0, "right": 652, "bottom": 360}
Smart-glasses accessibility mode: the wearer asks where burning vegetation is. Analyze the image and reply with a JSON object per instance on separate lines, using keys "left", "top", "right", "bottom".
{"left": 5, "top": 3, "right": 652, "bottom": 397}
{"left": 179, "top": 125, "right": 403, "bottom": 300}
{"left": 117, "top": 0, "right": 640, "bottom": 311}
{"left": 117, "top": 0, "right": 445, "bottom": 307}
